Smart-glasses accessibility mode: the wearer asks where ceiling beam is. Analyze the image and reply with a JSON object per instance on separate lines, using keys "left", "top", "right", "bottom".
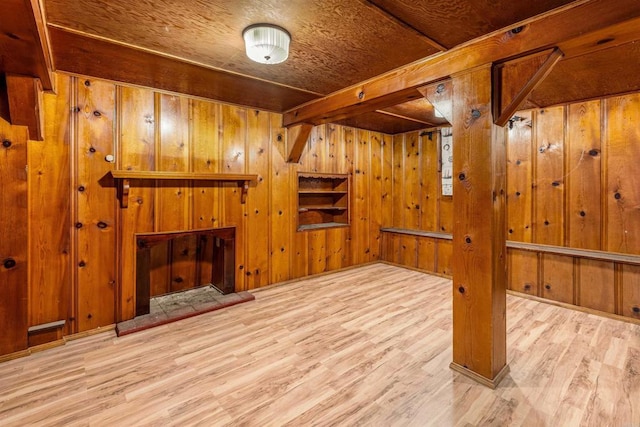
{"left": 374, "top": 109, "right": 436, "bottom": 126}
{"left": 492, "top": 48, "right": 564, "bottom": 127}
{"left": 0, "top": 0, "right": 54, "bottom": 91}
{"left": 419, "top": 80, "right": 453, "bottom": 124}
{"left": 283, "top": 0, "right": 640, "bottom": 128}
{"left": 358, "top": 0, "right": 447, "bottom": 51}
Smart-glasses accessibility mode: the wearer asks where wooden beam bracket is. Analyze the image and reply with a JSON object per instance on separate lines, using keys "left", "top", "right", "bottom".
{"left": 286, "top": 123, "right": 314, "bottom": 163}
{"left": 4, "top": 74, "right": 45, "bottom": 140}
{"left": 492, "top": 48, "right": 564, "bottom": 127}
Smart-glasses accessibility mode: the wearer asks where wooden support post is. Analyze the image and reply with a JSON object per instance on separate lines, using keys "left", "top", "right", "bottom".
{"left": 449, "top": 65, "right": 509, "bottom": 388}
{"left": 5, "top": 74, "right": 44, "bottom": 141}
{"left": 286, "top": 123, "right": 313, "bottom": 163}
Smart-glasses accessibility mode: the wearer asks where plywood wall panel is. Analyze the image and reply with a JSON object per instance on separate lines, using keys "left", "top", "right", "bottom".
{"left": 0, "top": 117, "right": 29, "bottom": 354}
{"left": 246, "top": 109, "right": 271, "bottom": 289}
{"left": 567, "top": 101, "right": 602, "bottom": 250}
{"left": 605, "top": 94, "right": 640, "bottom": 255}
{"left": 417, "top": 237, "right": 436, "bottom": 272}
{"left": 75, "top": 78, "right": 116, "bottom": 331}
{"left": 269, "top": 114, "right": 291, "bottom": 284}
{"left": 436, "top": 240, "right": 453, "bottom": 276}
{"left": 117, "top": 85, "right": 156, "bottom": 320}
{"left": 534, "top": 107, "right": 565, "bottom": 246}
{"left": 506, "top": 111, "right": 533, "bottom": 242}
{"left": 29, "top": 74, "right": 72, "bottom": 332}
{"left": 578, "top": 259, "right": 615, "bottom": 314}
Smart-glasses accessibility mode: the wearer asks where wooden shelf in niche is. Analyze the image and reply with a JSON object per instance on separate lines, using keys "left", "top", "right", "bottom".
{"left": 297, "top": 172, "right": 350, "bottom": 231}
{"left": 110, "top": 170, "right": 257, "bottom": 208}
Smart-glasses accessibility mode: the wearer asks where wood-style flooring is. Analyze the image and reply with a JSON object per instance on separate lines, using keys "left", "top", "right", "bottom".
{"left": 1, "top": 263, "right": 639, "bottom": 426}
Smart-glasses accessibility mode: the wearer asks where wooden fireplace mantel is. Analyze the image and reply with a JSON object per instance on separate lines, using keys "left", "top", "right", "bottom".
{"left": 110, "top": 170, "right": 258, "bottom": 207}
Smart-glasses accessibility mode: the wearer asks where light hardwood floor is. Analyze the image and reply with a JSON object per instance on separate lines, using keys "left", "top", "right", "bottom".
{"left": 1, "top": 263, "right": 639, "bottom": 426}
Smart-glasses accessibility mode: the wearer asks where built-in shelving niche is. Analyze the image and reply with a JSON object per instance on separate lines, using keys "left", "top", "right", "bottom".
{"left": 297, "top": 172, "right": 350, "bottom": 231}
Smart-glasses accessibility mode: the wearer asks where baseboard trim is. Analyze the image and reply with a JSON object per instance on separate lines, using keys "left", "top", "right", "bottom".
{"left": 449, "top": 362, "right": 510, "bottom": 389}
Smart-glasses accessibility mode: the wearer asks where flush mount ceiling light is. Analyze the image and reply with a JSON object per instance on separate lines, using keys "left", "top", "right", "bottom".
{"left": 242, "top": 24, "right": 291, "bottom": 64}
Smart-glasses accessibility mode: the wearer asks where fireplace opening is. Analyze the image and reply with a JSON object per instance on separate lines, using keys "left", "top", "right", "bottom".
{"left": 135, "top": 227, "right": 236, "bottom": 317}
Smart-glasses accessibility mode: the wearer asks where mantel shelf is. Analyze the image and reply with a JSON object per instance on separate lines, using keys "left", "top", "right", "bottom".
{"left": 109, "top": 170, "right": 258, "bottom": 208}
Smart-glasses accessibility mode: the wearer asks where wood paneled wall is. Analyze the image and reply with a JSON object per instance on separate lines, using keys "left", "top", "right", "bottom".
{"left": 381, "top": 93, "right": 640, "bottom": 321}
{"left": 0, "top": 73, "right": 392, "bottom": 356}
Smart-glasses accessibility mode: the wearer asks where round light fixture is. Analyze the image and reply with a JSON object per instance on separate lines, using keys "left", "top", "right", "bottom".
{"left": 242, "top": 24, "right": 291, "bottom": 64}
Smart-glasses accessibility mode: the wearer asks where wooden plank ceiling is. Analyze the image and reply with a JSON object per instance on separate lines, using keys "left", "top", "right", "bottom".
{"left": 4, "top": 0, "right": 639, "bottom": 133}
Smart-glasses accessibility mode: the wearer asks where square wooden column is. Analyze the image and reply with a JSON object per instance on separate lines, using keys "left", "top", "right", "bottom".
{"left": 450, "top": 65, "right": 509, "bottom": 388}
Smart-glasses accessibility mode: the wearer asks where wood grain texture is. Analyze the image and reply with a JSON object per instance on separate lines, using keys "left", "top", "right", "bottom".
{"left": 578, "top": 259, "right": 615, "bottom": 314}
{"left": 74, "top": 78, "right": 116, "bottom": 331}
{"left": 506, "top": 110, "right": 533, "bottom": 242}
{"left": 2, "top": 264, "right": 640, "bottom": 426}
{"left": 621, "top": 264, "right": 640, "bottom": 320}
{"left": 567, "top": 101, "right": 602, "bottom": 250}
{"left": 534, "top": 106, "right": 565, "bottom": 246}
{"left": 542, "top": 253, "right": 574, "bottom": 304}
{"left": 605, "top": 94, "right": 640, "bottom": 255}
{"left": 28, "top": 73, "right": 72, "bottom": 332}
{"left": 508, "top": 249, "right": 539, "bottom": 296}
{"left": 451, "top": 66, "right": 507, "bottom": 381}
{"left": 0, "top": 112, "right": 29, "bottom": 355}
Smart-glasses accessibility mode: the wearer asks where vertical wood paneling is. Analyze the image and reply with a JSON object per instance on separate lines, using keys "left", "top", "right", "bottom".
{"left": 417, "top": 237, "right": 436, "bottom": 272}
{"left": 436, "top": 240, "right": 453, "bottom": 276}
{"left": 605, "top": 94, "right": 640, "bottom": 255}
{"left": 403, "top": 132, "right": 421, "bottom": 229}
{"left": 220, "top": 104, "right": 247, "bottom": 290}
{"left": 117, "top": 85, "right": 155, "bottom": 320}
{"left": 369, "top": 132, "right": 383, "bottom": 261}
{"left": 621, "top": 264, "right": 640, "bottom": 319}
{"left": 191, "top": 99, "right": 220, "bottom": 288}
{"left": 578, "top": 259, "right": 615, "bottom": 314}
{"left": 567, "top": 101, "right": 602, "bottom": 250}
{"left": 352, "top": 129, "right": 370, "bottom": 264}
{"left": 507, "top": 249, "right": 538, "bottom": 295}
{"left": 0, "top": 116, "right": 29, "bottom": 354}
{"left": 308, "top": 230, "right": 326, "bottom": 274}
{"left": 542, "top": 254, "right": 574, "bottom": 304}
{"left": 420, "top": 131, "right": 438, "bottom": 232}
{"left": 269, "top": 114, "right": 291, "bottom": 284}
{"left": 392, "top": 134, "right": 404, "bottom": 228}
{"left": 75, "top": 78, "right": 116, "bottom": 331}
{"left": 506, "top": 111, "right": 533, "bottom": 242}
{"left": 246, "top": 109, "right": 271, "bottom": 289}
{"left": 381, "top": 133, "right": 393, "bottom": 230}
{"left": 534, "top": 107, "right": 565, "bottom": 246}
{"left": 325, "top": 124, "right": 344, "bottom": 271}
{"left": 158, "top": 94, "right": 192, "bottom": 293}
{"left": 29, "top": 74, "right": 72, "bottom": 332}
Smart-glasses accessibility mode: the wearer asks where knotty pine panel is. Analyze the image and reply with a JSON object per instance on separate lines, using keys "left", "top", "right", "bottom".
{"left": 534, "top": 107, "right": 565, "bottom": 246}
{"left": 398, "top": 235, "right": 418, "bottom": 268}
{"left": 508, "top": 249, "right": 539, "bottom": 296}
{"left": 403, "top": 132, "right": 421, "bottom": 230}
{"left": 246, "top": 109, "right": 271, "bottom": 289}
{"left": 391, "top": 133, "right": 404, "bottom": 228}
{"left": 369, "top": 132, "right": 383, "bottom": 261}
{"left": 542, "top": 254, "right": 574, "bottom": 304}
{"left": 75, "top": 78, "right": 117, "bottom": 331}
{"left": 117, "top": 85, "right": 156, "bottom": 320}
{"left": 158, "top": 94, "right": 193, "bottom": 293}
{"left": 436, "top": 239, "right": 453, "bottom": 277}
{"left": 417, "top": 236, "right": 436, "bottom": 273}
{"left": 621, "top": 264, "right": 640, "bottom": 319}
{"left": 191, "top": 99, "right": 221, "bottom": 286}
{"left": 269, "top": 114, "right": 291, "bottom": 284}
{"left": 577, "top": 259, "right": 615, "bottom": 314}
{"left": 381, "top": 133, "right": 393, "bottom": 237}
{"left": 29, "top": 74, "right": 72, "bottom": 333}
{"left": 0, "top": 117, "right": 29, "bottom": 354}
{"left": 506, "top": 111, "right": 533, "bottom": 242}
{"left": 420, "top": 131, "right": 439, "bottom": 232}
{"left": 567, "top": 101, "right": 602, "bottom": 250}
{"left": 605, "top": 94, "right": 640, "bottom": 255}
{"left": 220, "top": 104, "right": 247, "bottom": 290}
{"left": 352, "top": 129, "right": 370, "bottom": 265}
{"left": 307, "top": 230, "right": 327, "bottom": 275}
